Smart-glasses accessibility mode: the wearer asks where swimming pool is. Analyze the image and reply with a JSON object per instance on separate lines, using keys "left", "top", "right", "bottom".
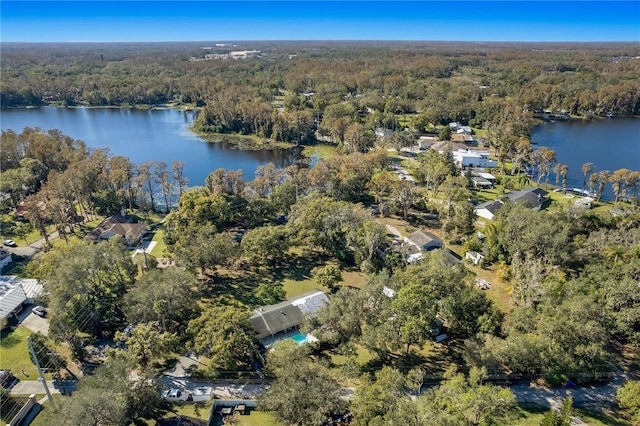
{"left": 289, "top": 332, "right": 308, "bottom": 343}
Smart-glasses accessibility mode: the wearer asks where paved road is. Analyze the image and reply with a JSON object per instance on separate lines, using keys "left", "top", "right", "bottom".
{"left": 510, "top": 377, "right": 626, "bottom": 409}
{"left": 5, "top": 231, "right": 59, "bottom": 258}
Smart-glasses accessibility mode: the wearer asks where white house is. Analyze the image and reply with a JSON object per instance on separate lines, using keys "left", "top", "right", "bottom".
{"left": 475, "top": 200, "right": 504, "bottom": 221}
{"left": 452, "top": 150, "right": 497, "bottom": 168}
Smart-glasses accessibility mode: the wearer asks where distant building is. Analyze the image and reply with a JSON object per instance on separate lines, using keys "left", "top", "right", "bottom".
{"left": 465, "top": 251, "right": 485, "bottom": 266}
{"left": 505, "top": 187, "right": 548, "bottom": 210}
{"left": 475, "top": 200, "right": 505, "bottom": 221}
{"left": 229, "top": 50, "right": 261, "bottom": 59}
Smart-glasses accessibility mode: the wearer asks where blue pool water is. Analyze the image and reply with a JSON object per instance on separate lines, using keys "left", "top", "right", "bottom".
{"left": 289, "top": 332, "right": 307, "bottom": 343}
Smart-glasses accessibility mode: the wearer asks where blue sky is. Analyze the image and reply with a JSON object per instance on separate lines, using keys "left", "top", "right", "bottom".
{"left": 2, "top": 1, "right": 639, "bottom": 42}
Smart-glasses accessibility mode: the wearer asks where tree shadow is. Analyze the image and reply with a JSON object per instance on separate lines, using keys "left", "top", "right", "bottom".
{"left": 0, "top": 328, "right": 22, "bottom": 349}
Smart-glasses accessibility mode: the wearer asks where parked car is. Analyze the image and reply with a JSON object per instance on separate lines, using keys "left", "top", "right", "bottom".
{"left": 0, "top": 370, "right": 15, "bottom": 388}
{"left": 162, "top": 388, "right": 190, "bottom": 402}
{"left": 3, "top": 240, "right": 17, "bottom": 247}
{"left": 32, "top": 306, "right": 47, "bottom": 317}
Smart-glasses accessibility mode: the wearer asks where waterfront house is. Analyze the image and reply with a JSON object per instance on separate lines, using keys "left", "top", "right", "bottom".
{"left": 85, "top": 214, "right": 146, "bottom": 246}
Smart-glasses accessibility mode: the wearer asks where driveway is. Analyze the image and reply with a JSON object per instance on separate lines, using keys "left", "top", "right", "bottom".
{"left": 10, "top": 379, "right": 60, "bottom": 395}
{"left": 20, "top": 311, "right": 49, "bottom": 336}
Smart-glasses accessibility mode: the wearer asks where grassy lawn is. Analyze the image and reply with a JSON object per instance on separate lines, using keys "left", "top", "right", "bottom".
{"left": 467, "top": 264, "right": 512, "bottom": 314}
{"left": 149, "top": 228, "right": 169, "bottom": 257}
{"left": 282, "top": 277, "right": 324, "bottom": 299}
{"left": 301, "top": 143, "right": 339, "bottom": 161}
{"left": 23, "top": 395, "right": 64, "bottom": 426}
{"left": 165, "top": 401, "right": 212, "bottom": 420}
{"left": 0, "top": 213, "right": 55, "bottom": 247}
{"left": 0, "top": 327, "right": 50, "bottom": 379}
{"left": 232, "top": 410, "right": 281, "bottom": 426}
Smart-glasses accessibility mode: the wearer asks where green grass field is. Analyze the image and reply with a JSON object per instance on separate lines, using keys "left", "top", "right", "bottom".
{"left": 0, "top": 327, "right": 47, "bottom": 379}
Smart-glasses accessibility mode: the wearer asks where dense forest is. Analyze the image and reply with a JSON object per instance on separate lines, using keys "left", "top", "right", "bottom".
{"left": 2, "top": 42, "right": 640, "bottom": 144}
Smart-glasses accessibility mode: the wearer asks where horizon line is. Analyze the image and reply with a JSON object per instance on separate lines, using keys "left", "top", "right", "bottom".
{"left": 3, "top": 39, "right": 639, "bottom": 43}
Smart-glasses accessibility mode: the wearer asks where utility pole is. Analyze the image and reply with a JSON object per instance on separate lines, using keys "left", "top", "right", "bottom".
{"left": 27, "top": 336, "right": 55, "bottom": 407}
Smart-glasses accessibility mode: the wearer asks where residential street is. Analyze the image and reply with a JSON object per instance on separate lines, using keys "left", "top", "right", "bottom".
{"left": 160, "top": 353, "right": 627, "bottom": 410}
{"left": 4, "top": 231, "right": 59, "bottom": 258}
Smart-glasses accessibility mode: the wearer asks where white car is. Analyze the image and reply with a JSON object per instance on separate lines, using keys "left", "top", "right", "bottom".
{"left": 162, "top": 388, "right": 190, "bottom": 402}
{"left": 3, "top": 239, "right": 17, "bottom": 247}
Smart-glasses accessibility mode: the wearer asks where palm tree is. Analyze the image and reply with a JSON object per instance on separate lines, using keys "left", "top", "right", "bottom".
{"left": 581, "top": 162, "right": 594, "bottom": 191}
{"left": 12, "top": 222, "right": 32, "bottom": 246}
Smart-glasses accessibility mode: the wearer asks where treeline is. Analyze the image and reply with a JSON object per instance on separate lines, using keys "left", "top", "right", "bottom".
{"left": 0, "top": 128, "right": 188, "bottom": 243}
{"left": 2, "top": 42, "right": 639, "bottom": 130}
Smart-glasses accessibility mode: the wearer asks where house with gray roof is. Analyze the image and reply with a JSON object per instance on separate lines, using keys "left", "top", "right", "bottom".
{"left": 475, "top": 200, "right": 505, "bottom": 220}
{"left": 250, "top": 290, "right": 329, "bottom": 341}
{"left": 475, "top": 187, "right": 549, "bottom": 220}
{"left": 0, "top": 275, "right": 43, "bottom": 322}
{"left": 404, "top": 230, "right": 443, "bottom": 252}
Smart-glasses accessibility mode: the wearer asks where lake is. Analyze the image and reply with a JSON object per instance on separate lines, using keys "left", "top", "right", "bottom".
{"left": 531, "top": 118, "right": 640, "bottom": 197}
{"left": 0, "top": 107, "right": 298, "bottom": 185}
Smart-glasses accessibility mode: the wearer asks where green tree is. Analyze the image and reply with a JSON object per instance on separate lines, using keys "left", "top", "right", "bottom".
{"left": 418, "top": 367, "right": 517, "bottom": 426}
{"left": 46, "top": 239, "right": 136, "bottom": 339}
{"left": 241, "top": 225, "right": 289, "bottom": 267}
{"left": 124, "top": 267, "right": 199, "bottom": 333}
{"left": 115, "top": 322, "right": 177, "bottom": 368}
{"left": 352, "top": 366, "right": 407, "bottom": 426}
{"left": 581, "top": 162, "right": 594, "bottom": 191}
{"left": 392, "top": 283, "right": 439, "bottom": 354}
{"left": 438, "top": 125, "right": 452, "bottom": 141}
{"left": 260, "top": 342, "right": 347, "bottom": 426}
{"left": 187, "top": 303, "right": 256, "bottom": 373}
{"left": 43, "top": 357, "right": 163, "bottom": 425}
{"left": 367, "top": 171, "right": 396, "bottom": 216}
{"left": 617, "top": 380, "right": 640, "bottom": 424}
{"left": 311, "top": 263, "right": 342, "bottom": 291}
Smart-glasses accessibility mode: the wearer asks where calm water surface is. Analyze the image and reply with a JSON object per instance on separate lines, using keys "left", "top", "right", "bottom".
{"left": 0, "top": 107, "right": 297, "bottom": 185}
{"left": 531, "top": 118, "right": 640, "bottom": 195}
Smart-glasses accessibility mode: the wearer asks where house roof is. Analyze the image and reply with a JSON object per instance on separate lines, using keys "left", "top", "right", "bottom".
{"left": 505, "top": 187, "right": 548, "bottom": 209}
{"left": 0, "top": 275, "right": 36, "bottom": 320}
{"left": 250, "top": 290, "right": 329, "bottom": 340}
{"left": 430, "top": 140, "right": 469, "bottom": 152}
{"left": 406, "top": 230, "right": 442, "bottom": 248}
{"left": 475, "top": 200, "right": 504, "bottom": 215}
{"left": 85, "top": 215, "right": 146, "bottom": 243}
